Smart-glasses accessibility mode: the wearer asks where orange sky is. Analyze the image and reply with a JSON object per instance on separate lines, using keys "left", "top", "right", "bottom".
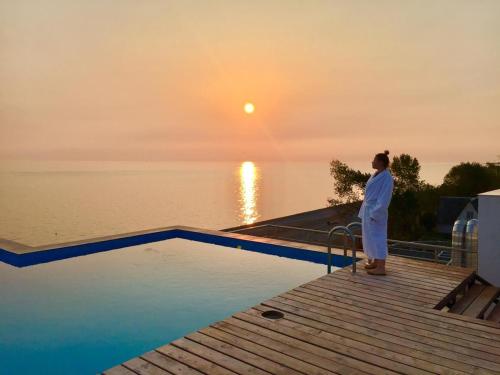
{"left": 1, "top": 1, "right": 499, "bottom": 163}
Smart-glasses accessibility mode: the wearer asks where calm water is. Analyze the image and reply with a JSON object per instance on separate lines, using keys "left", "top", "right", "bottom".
{"left": 0, "top": 160, "right": 454, "bottom": 246}
{"left": 0, "top": 238, "right": 327, "bottom": 374}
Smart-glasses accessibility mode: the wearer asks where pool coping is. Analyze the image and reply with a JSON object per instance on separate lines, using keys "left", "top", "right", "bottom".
{"left": 0, "top": 225, "right": 363, "bottom": 267}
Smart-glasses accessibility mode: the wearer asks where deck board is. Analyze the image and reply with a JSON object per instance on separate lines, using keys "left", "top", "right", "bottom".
{"left": 104, "top": 365, "right": 138, "bottom": 375}
{"left": 122, "top": 357, "right": 172, "bottom": 375}
{"left": 140, "top": 351, "right": 204, "bottom": 375}
{"left": 488, "top": 304, "right": 500, "bottom": 323}
{"left": 249, "top": 305, "right": 471, "bottom": 375}
{"left": 463, "top": 286, "right": 500, "bottom": 319}
{"left": 291, "top": 286, "right": 500, "bottom": 350}
{"left": 267, "top": 295, "right": 500, "bottom": 366}
{"left": 283, "top": 289, "right": 500, "bottom": 355}
{"left": 451, "top": 284, "right": 487, "bottom": 314}
{"left": 156, "top": 345, "right": 237, "bottom": 375}
{"left": 170, "top": 337, "right": 270, "bottom": 375}
{"left": 210, "top": 320, "right": 337, "bottom": 375}
{"left": 104, "top": 248, "right": 500, "bottom": 375}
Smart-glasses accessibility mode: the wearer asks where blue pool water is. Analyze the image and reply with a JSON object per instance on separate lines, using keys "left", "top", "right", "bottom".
{"left": 0, "top": 238, "right": 333, "bottom": 374}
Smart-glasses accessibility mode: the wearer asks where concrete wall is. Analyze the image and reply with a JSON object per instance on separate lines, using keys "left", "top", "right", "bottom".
{"left": 478, "top": 189, "right": 500, "bottom": 286}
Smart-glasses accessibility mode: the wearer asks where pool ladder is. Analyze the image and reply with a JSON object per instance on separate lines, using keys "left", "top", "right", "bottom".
{"left": 327, "top": 223, "right": 359, "bottom": 274}
{"left": 230, "top": 221, "right": 361, "bottom": 274}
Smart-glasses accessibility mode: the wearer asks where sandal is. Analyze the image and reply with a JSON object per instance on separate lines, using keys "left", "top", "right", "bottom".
{"left": 367, "top": 268, "right": 386, "bottom": 276}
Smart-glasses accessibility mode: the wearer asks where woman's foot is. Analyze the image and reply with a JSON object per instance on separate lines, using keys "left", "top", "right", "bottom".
{"left": 364, "top": 261, "right": 377, "bottom": 269}
{"left": 367, "top": 267, "right": 386, "bottom": 275}
{"left": 367, "top": 259, "right": 386, "bottom": 275}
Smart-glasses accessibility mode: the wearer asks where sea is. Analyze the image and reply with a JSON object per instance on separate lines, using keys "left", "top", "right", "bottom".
{"left": 0, "top": 160, "right": 455, "bottom": 246}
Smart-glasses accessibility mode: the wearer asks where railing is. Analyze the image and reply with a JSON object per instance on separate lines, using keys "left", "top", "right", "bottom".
{"left": 327, "top": 226, "right": 356, "bottom": 274}
{"left": 230, "top": 223, "right": 478, "bottom": 270}
{"left": 232, "top": 223, "right": 358, "bottom": 273}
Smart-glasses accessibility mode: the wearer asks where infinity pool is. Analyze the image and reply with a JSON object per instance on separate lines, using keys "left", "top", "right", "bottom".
{"left": 0, "top": 237, "right": 336, "bottom": 374}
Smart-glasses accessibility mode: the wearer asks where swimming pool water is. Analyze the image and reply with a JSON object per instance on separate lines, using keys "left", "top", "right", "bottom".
{"left": 0, "top": 238, "right": 330, "bottom": 374}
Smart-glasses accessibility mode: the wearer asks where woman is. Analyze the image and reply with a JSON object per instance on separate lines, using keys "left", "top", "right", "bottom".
{"left": 358, "top": 150, "right": 394, "bottom": 275}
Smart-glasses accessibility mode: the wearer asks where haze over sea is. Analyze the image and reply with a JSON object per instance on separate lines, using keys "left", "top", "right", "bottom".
{"left": 0, "top": 160, "right": 455, "bottom": 246}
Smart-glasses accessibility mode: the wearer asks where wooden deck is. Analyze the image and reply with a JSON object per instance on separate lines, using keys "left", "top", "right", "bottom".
{"left": 104, "top": 255, "right": 500, "bottom": 375}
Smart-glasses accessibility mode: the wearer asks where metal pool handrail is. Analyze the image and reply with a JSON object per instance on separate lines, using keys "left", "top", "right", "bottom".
{"left": 229, "top": 222, "right": 477, "bottom": 267}
{"left": 346, "top": 221, "right": 362, "bottom": 232}
{"left": 230, "top": 223, "right": 357, "bottom": 273}
{"left": 328, "top": 226, "right": 357, "bottom": 274}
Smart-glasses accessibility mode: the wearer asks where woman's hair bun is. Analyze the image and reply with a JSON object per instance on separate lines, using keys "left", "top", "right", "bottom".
{"left": 384, "top": 150, "right": 390, "bottom": 155}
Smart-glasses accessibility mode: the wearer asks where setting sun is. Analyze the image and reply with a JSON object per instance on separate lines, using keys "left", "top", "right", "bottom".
{"left": 244, "top": 102, "right": 255, "bottom": 114}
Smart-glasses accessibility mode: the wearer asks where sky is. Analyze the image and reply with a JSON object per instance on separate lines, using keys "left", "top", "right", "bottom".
{"left": 1, "top": 0, "right": 499, "bottom": 163}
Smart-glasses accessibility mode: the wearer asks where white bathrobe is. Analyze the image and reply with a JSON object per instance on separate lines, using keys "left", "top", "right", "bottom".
{"left": 358, "top": 169, "right": 394, "bottom": 260}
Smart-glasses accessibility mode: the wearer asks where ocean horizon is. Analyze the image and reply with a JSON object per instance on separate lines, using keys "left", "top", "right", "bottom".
{"left": 0, "top": 160, "right": 457, "bottom": 246}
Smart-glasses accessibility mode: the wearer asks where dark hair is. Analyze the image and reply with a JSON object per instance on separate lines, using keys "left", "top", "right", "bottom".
{"left": 375, "top": 150, "right": 390, "bottom": 168}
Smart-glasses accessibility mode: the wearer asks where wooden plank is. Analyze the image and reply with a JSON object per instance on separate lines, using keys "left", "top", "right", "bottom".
{"left": 385, "top": 256, "right": 473, "bottom": 275}
{"left": 386, "top": 256, "right": 471, "bottom": 272}
{"left": 171, "top": 337, "right": 270, "bottom": 375}
{"left": 309, "top": 278, "right": 433, "bottom": 308}
{"left": 384, "top": 262, "right": 472, "bottom": 279}
{"left": 294, "top": 284, "right": 500, "bottom": 349}
{"left": 322, "top": 272, "right": 449, "bottom": 300}
{"left": 156, "top": 345, "right": 237, "bottom": 375}
{"left": 328, "top": 267, "right": 454, "bottom": 292}
{"left": 368, "top": 267, "right": 467, "bottom": 289}
{"left": 216, "top": 316, "right": 434, "bottom": 375}
{"left": 450, "top": 284, "right": 486, "bottom": 314}
{"left": 434, "top": 272, "right": 478, "bottom": 310}
{"left": 366, "top": 271, "right": 464, "bottom": 292}
{"left": 219, "top": 316, "right": 391, "bottom": 375}
{"left": 463, "top": 286, "right": 500, "bottom": 318}
{"left": 364, "top": 260, "right": 469, "bottom": 282}
{"left": 331, "top": 266, "right": 461, "bottom": 292}
{"left": 313, "top": 276, "right": 439, "bottom": 307}
{"left": 123, "top": 357, "right": 171, "bottom": 375}
{"left": 307, "top": 278, "right": 500, "bottom": 331}
{"left": 103, "top": 365, "right": 138, "bottom": 375}
{"left": 215, "top": 318, "right": 360, "bottom": 374}
{"left": 141, "top": 350, "right": 204, "bottom": 374}
{"left": 285, "top": 288, "right": 500, "bottom": 355}
{"left": 236, "top": 309, "right": 480, "bottom": 374}
{"left": 201, "top": 322, "right": 331, "bottom": 374}
{"left": 246, "top": 306, "right": 471, "bottom": 375}
{"left": 187, "top": 331, "right": 298, "bottom": 375}
{"left": 256, "top": 300, "right": 500, "bottom": 372}
{"left": 487, "top": 303, "right": 500, "bottom": 323}
{"left": 269, "top": 295, "right": 500, "bottom": 363}
{"left": 209, "top": 321, "right": 338, "bottom": 375}
{"left": 219, "top": 314, "right": 428, "bottom": 375}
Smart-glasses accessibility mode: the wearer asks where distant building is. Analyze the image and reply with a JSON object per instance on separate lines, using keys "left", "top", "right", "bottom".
{"left": 436, "top": 196, "right": 478, "bottom": 234}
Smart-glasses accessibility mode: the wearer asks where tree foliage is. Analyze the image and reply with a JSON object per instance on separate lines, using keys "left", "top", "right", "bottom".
{"left": 387, "top": 155, "right": 424, "bottom": 239}
{"left": 327, "top": 159, "right": 370, "bottom": 205}
{"left": 391, "top": 154, "right": 422, "bottom": 193}
{"left": 440, "top": 162, "right": 500, "bottom": 196}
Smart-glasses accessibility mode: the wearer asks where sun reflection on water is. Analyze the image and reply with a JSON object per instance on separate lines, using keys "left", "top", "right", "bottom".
{"left": 239, "top": 161, "right": 260, "bottom": 225}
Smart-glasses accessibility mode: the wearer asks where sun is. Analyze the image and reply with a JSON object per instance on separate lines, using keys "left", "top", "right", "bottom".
{"left": 244, "top": 102, "right": 255, "bottom": 114}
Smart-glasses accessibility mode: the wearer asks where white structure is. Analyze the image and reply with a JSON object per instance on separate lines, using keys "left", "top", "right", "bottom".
{"left": 478, "top": 189, "right": 500, "bottom": 286}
